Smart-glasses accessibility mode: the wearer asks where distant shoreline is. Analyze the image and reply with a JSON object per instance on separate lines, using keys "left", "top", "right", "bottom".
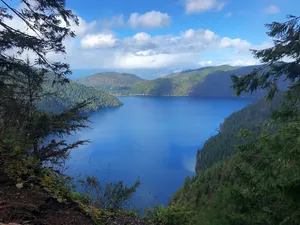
{"left": 113, "top": 94, "right": 262, "bottom": 99}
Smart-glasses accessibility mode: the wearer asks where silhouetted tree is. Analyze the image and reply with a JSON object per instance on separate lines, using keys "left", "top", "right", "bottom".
{"left": 0, "top": 0, "right": 89, "bottom": 165}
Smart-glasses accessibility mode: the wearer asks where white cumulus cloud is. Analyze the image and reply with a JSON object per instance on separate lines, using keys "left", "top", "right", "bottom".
{"left": 133, "top": 32, "right": 152, "bottom": 42}
{"left": 112, "top": 52, "right": 193, "bottom": 69}
{"left": 81, "top": 33, "right": 117, "bottom": 49}
{"left": 46, "top": 20, "right": 270, "bottom": 71}
{"left": 75, "top": 28, "right": 256, "bottom": 69}
{"left": 185, "top": 0, "right": 225, "bottom": 14}
{"left": 220, "top": 37, "right": 251, "bottom": 52}
{"left": 70, "top": 17, "right": 97, "bottom": 37}
{"left": 128, "top": 11, "right": 171, "bottom": 29}
{"left": 123, "top": 32, "right": 156, "bottom": 52}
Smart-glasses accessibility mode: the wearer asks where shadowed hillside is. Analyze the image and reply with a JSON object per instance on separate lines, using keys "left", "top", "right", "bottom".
{"left": 128, "top": 65, "right": 241, "bottom": 96}
{"left": 37, "top": 73, "right": 122, "bottom": 113}
{"left": 76, "top": 65, "right": 285, "bottom": 98}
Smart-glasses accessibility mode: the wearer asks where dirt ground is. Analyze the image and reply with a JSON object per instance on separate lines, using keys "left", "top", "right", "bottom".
{"left": 0, "top": 172, "right": 151, "bottom": 225}
{"left": 0, "top": 172, "right": 93, "bottom": 225}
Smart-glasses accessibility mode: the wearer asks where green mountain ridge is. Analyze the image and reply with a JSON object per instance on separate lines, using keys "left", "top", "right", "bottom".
{"left": 165, "top": 65, "right": 240, "bottom": 79}
{"left": 36, "top": 73, "right": 122, "bottom": 113}
{"left": 75, "top": 65, "right": 270, "bottom": 97}
{"left": 129, "top": 65, "right": 248, "bottom": 96}
{"left": 76, "top": 72, "right": 144, "bottom": 93}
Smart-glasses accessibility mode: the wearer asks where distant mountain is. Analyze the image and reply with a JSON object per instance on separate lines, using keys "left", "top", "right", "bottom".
{"left": 74, "top": 65, "right": 288, "bottom": 98}
{"left": 127, "top": 65, "right": 289, "bottom": 97}
{"left": 189, "top": 65, "right": 263, "bottom": 97}
{"left": 127, "top": 65, "right": 245, "bottom": 96}
{"left": 76, "top": 72, "right": 144, "bottom": 93}
{"left": 36, "top": 73, "right": 122, "bottom": 113}
{"left": 165, "top": 65, "right": 239, "bottom": 78}
{"left": 71, "top": 68, "right": 177, "bottom": 80}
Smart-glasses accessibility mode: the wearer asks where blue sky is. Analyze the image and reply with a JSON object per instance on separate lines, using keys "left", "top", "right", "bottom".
{"left": 8, "top": 0, "right": 300, "bottom": 78}
{"left": 67, "top": 0, "right": 296, "bottom": 43}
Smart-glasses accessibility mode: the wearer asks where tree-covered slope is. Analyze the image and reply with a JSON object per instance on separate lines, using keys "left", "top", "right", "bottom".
{"left": 165, "top": 65, "right": 239, "bottom": 79}
{"left": 125, "top": 65, "right": 288, "bottom": 97}
{"left": 128, "top": 65, "right": 241, "bottom": 96}
{"left": 76, "top": 72, "right": 144, "bottom": 93}
{"left": 189, "top": 66, "right": 260, "bottom": 97}
{"left": 195, "top": 96, "right": 282, "bottom": 172}
{"left": 37, "top": 73, "right": 122, "bottom": 113}
{"left": 74, "top": 65, "right": 286, "bottom": 97}
{"left": 171, "top": 126, "right": 300, "bottom": 225}
{"left": 167, "top": 94, "right": 296, "bottom": 225}
{"left": 158, "top": 16, "right": 300, "bottom": 225}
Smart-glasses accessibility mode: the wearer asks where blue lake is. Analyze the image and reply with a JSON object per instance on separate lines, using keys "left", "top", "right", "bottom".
{"left": 66, "top": 97, "right": 255, "bottom": 210}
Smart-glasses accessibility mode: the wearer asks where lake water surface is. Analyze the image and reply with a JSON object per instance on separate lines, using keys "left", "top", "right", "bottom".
{"left": 66, "top": 97, "right": 255, "bottom": 210}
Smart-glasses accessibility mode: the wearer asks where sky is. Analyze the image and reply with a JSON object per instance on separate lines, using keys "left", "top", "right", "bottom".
{"left": 6, "top": 0, "right": 300, "bottom": 78}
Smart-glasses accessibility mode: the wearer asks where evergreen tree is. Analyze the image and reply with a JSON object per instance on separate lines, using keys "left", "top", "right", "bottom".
{"left": 170, "top": 15, "right": 300, "bottom": 225}
{"left": 0, "top": 0, "right": 89, "bottom": 165}
{"left": 229, "top": 15, "right": 300, "bottom": 225}
{"left": 231, "top": 15, "right": 300, "bottom": 101}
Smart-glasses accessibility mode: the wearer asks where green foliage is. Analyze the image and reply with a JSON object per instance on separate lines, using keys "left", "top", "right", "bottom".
{"left": 41, "top": 169, "right": 76, "bottom": 203}
{"left": 77, "top": 176, "right": 141, "bottom": 211}
{"left": 237, "top": 129, "right": 253, "bottom": 139}
{"left": 144, "top": 204, "right": 191, "bottom": 225}
{"left": 170, "top": 15, "right": 300, "bottom": 225}
{"left": 195, "top": 97, "right": 280, "bottom": 172}
{"left": 0, "top": 0, "right": 122, "bottom": 167}
{"left": 227, "top": 15, "right": 300, "bottom": 224}
{"left": 39, "top": 173, "right": 142, "bottom": 224}
{"left": 0, "top": 0, "right": 91, "bottom": 165}
{"left": 0, "top": 143, "right": 42, "bottom": 185}
{"left": 231, "top": 15, "right": 300, "bottom": 99}
{"left": 227, "top": 121, "right": 300, "bottom": 225}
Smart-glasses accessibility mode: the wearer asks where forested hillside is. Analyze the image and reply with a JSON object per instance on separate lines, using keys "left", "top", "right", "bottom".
{"left": 144, "top": 96, "right": 283, "bottom": 224}
{"left": 170, "top": 94, "right": 299, "bottom": 224}
{"left": 76, "top": 72, "right": 144, "bottom": 93}
{"left": 37, "top": 73, "right": 122, "bottom": 113}
{"left": 129, "top": 65, "right": 289, "bottom": 97}
{"left": 144, "top": 16, "right": 300, "bottom": 225}
{"left": 77, "top": 65, "right": 286, "bottom": 98}
{"left": 127, "top": 65, "right": 242, "bottom": 96}
{"left": 195, "top": 95, "right": 282, "bottom": 172}
{"left": 75, "top": 65, "right": 246, "bottom": 96}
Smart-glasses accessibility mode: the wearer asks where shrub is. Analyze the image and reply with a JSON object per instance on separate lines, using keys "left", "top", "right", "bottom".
{"left": 144, "top": 204, "right": 191, "bottom": 225}
{"left": 77, "top": 176, "right": 141, "bottom": 211}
